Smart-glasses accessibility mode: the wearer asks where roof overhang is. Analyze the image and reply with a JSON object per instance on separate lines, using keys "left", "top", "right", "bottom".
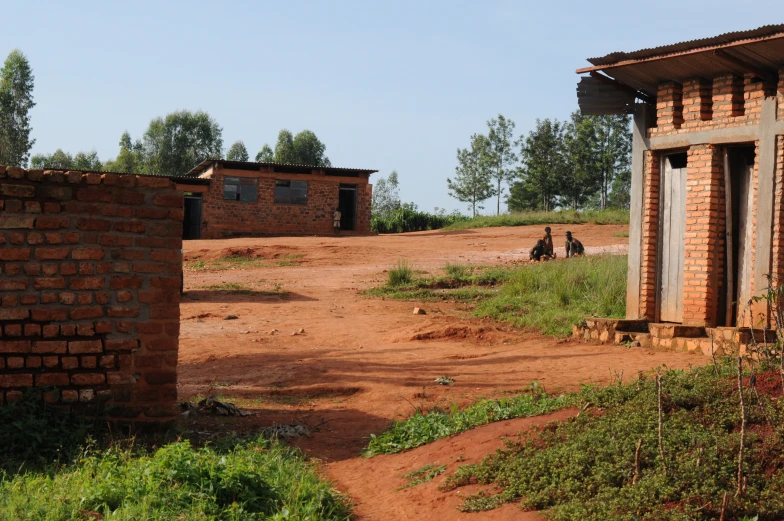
{"left": 575, "top": 25, "right": 784, "bottom": 115}
{"left": 186, "top": 159, "right": 378, "bottom": 177}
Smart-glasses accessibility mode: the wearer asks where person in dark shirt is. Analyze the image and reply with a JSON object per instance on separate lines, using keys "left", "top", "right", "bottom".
{"left": 565, "top": 231, "right": 584, "bottom": 258}
{"left": 529, "top": 239, "right": 549, "bottom": 261}
{"left": 542, "top": 226, "right": 555, "bottom": 257}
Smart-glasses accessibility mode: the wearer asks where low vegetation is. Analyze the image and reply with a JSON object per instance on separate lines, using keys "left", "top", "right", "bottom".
{"left": 399, "top": 463, "right": 447, "bottom": 489}
{"left": 0, "top": 394, "right": 350, "bottom": 521}
{"left": 371, "top": 206, "right": 468, "bottom": 234}
{"left": 186, "top": 254, "right": 304, "bottom": 272}
{"left": 368, "top": 255, "right": 626, "bottom": 336}
{"left": 365, "top": 386, "right": 571, "bottom": 456}
{"left": 438, "top": 361, "right": 784, "bottom": 520}
{"left": 443, "top": 209, "right": 629, "bottom": 231}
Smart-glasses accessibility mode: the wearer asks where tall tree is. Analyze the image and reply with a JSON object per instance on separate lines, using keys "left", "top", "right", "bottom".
{"left": 0, "top": 49, "right": 35, "bottom": 167}
{"left": 141, "top": 110, "right": 223, "bottom": 176}
{"left": 273, "top": 129, "right": 297, "bottom": 164}
{"left": 592, "top": 114, "right": 632, "bottom": 209}
{"left": 516, "top": 118, "right": 567, "bottom": 212}
{"left": 447, "top": 134, "right": 494, "bottom": 217}
{"left": 104, "top": 131, "right": 145, "bottom": 173}
{"left": 292, "top": 129, "right": 330, "bottom": 166}
{"left": 72, "top": 150, "right": 102, "bottom": 171}
{"left": 226, "top": 140, "right": 249, "bottom": 161}
{"left": 30, "top": 148, "right": 72, "bottom": 169}
{"left": 561, "top": 111, "right": 601, "bottom": 210}
{"left": 485, "top": 114, "right": 517, "bottom": 215}
{"left": 372, "top": 170, "right": 401, "bottom": 218}
{"left": 255, "top": 144, "right": 274, "bottom": 162}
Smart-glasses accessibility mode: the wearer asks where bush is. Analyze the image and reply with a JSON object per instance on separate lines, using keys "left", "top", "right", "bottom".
{"left": 372, "top": 207, "right": 468, "bottom": 234}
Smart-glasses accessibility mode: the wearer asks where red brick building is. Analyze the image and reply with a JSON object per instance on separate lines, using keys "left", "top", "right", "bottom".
{"left": 174, "top": 160, "right": 376, "bottom": 239}
{"left": 577, "top": 25, "right": 784, "bottom": 329}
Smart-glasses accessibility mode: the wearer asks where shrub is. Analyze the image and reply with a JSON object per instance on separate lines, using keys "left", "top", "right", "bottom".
{"left": 372, "top": 207, "right": 468, "bottom": 234}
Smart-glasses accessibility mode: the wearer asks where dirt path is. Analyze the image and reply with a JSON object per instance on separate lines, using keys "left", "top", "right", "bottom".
{"left": 179, "top": 224, "right": 702, "bottom": 519}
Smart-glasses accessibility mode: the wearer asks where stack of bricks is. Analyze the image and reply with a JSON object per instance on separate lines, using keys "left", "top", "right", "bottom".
{"left": 683, "top": 145, "right": 724, "bottom": 326}
{"left": 0, "top": 165, "right": 181, "bottom": 423}
{"left": 656, "top": 82, "right": 684, "bottom": 131}
{"left": 639, "top": 150, "right": 661, "bottom": 321}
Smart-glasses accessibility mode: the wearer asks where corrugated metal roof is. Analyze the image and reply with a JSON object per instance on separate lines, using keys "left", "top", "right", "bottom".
{"left": 586, "top": 24, "right": 784, "bottom": 66}
{"left": 186, "top": 159, "right": 378, "bottom": 176}
{"left": 32, "top": 166, "right": 207, "bottom": 182}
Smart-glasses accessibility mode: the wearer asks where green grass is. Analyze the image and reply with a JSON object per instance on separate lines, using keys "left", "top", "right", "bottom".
{"left": 197, "top": 282, "right": 287, "bottom": 297}
{"left": 364, "top": 385, "right": 572, "bottom": 456}
{"left": 388, "top": 259, "right": 414, "bottom": 286}
{"left": 399, "top": 463, "right": 447, "bottom": 489}
{"left": 443, "top": 209, "right": 630, "bottom": 231}
{"left": 368, "top": 256, "right": 627, "bottom": 337}
{"left": 0, "top": 393, "right": 351, "bottom": 520}
{"left": 474, "top": 254, "right": 627, "bottom": 336}
{"left": 437, "top": 362, "right": 784, "bottom": 520}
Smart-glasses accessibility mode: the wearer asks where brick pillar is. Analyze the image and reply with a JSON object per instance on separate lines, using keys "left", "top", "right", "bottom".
{"left": 773, "top": 136, "right": 784, "bottom": 285}
{"left": 639, "top": 150, "right": 660, "bottom": 320}
{"left": 682, "top": 78, "right": 712, "bottom": 127}
{"left": 656, "top": 82, "right": 684, "bottom": 130}
{"left": 778, "top": 70, "right": 784, "bottom": 121}
{"left": 713, "top": 74, "right": 744, "bottom": 119}
{"left": 683, "top": 145, "right": 724, "bottom": 326}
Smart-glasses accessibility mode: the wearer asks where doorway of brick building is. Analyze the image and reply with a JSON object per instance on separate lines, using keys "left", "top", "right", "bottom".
{"left": 183, "top": 196, "right": 202, "bottom": 240}
{"left": 658, "top": 152, "right": 688, "bottom": 323}
{"left": 339, "top": 185, "right": 357, "bottom": 231}
{"left": 719, "top": 145, "right": 756, "bottom": 326}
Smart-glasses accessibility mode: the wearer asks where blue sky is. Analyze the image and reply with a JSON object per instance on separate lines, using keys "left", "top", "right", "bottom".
{"left": 4, "top": 1, "right": 782, "bottom": 213}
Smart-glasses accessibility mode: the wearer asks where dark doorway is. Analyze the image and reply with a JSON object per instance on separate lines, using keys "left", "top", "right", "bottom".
{"left": 338, "top": 185, "right": 357, "bottom": 231}
{"left": 720, "top": 146, "right": 756, "bottom": 326}
{"left": 183, "top": 196, "right": 202, "bottom": 240}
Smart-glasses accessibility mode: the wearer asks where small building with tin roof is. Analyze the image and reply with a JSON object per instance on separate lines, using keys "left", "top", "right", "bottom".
{"left": 576, "top": 24, "right": 784, "bottom": 333}
{"left": 173, "top": 160, "right": 377, "bottom": 239}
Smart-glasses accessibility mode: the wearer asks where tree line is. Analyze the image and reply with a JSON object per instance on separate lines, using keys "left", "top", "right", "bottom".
{"left": 448, "top": 113, "right": 632, "bottom": 216}
{"left": 0, "top": 49, "right": 331, "bottom": 176}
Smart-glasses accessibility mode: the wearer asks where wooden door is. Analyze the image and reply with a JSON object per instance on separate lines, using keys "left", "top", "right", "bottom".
{"left": 659, "top": 154, "right": 687, "bottom": 323}
{"left": 735, "top": 153, "right": 754, "bottom": 324}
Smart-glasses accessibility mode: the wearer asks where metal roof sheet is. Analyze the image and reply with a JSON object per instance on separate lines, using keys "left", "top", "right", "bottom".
{"left": 186, "top": 159, "right": 378, "bottom": 177}
{"left": 587, "top": 24, "right": 784, "bottom": 66}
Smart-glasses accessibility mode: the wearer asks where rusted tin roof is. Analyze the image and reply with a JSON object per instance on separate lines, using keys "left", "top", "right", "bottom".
{"left": 584, "top": 24, "right": 784, "bottom": 67}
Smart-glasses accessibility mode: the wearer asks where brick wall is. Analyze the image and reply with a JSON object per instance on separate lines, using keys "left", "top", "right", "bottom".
{"left": 651, "top": 73, "right": 775, "bottom": 137}
{"left": 0, "top": 165, "right": 181, "bottom": 422}
{"left": 199, "top": 166, "right": 372, "bottom": 239}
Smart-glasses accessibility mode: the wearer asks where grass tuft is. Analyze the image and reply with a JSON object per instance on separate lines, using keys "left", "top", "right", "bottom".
{"left": 399, "top": 463, "right": 447, "bottom": 489}
{"left": 388, "top": 259, "right": 414, "bottom": 287}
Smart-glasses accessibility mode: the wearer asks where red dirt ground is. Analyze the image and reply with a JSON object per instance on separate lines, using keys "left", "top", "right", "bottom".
{"left": 179, "top": 224, "right": 703, "bottom": 519}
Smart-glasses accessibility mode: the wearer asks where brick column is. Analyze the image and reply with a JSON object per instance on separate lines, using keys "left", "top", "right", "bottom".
{"left": 773, "top": 136, "right": 784, "bottom": 285}
{"left": 683, "top": 145, "right": 724, "bottom": 326}
{"left": 639, "top": 150, "right": 660, "bottom": 320}
{"left": 713, "top": 74, "right": 744, "bottom": 119}
{"left": 656, "top": 82, "right": 684, "bottom": 130}
{"left": 682, "top": 78, "right": 712, "bottom": 128}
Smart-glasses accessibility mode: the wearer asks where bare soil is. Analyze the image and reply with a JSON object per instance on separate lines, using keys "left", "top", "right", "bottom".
{"left": 179, "top": 224, "right": 702, "bottom": 519}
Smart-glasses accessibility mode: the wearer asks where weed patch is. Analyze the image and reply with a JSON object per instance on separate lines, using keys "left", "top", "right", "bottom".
{"left": 399, "top": 463, "right": 447, "bottom": 489}
{"left": 364, "top": 387, "right": 572, "bottom": 456}
{"left": 437, "top": 362, "right": 784, "bottom": 520}
{"left": 388, "top": 259, "right": 414, "bottom": 286}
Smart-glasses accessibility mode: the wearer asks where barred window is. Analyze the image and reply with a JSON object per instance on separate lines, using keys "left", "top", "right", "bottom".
{"left": 274, "top": 180, "right": 308, "bottom": 205}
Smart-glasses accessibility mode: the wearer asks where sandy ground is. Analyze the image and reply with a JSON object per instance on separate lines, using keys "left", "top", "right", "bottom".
{"left": 178, "top": 224, "right": 703, "bottom": 519}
